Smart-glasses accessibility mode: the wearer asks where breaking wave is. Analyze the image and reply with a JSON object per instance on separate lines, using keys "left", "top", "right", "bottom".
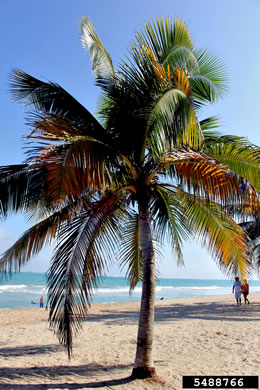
{"left": 0, "top": 285, "right": 45, "bottom": 294}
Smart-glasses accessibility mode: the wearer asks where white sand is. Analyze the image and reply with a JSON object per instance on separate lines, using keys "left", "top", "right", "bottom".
{"left": 0, "top": 293, "right": 260, "bottom": 389}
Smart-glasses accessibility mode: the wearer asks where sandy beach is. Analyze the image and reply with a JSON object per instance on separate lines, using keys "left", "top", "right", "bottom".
{"left": 0, "top": 293, "right": 259, "bottom": 389}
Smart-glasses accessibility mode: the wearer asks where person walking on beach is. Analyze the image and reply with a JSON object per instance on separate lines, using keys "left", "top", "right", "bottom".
{"left": 241, "top": 279, "right": 249, "bottom": 304}
{"left": 40, "top": 296, "right": 44, "bottom": 308}
{"left": 232, "top": 277, "right": 242, "bottom": 305}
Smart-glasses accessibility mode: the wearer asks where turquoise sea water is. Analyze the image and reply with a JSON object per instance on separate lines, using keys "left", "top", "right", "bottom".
{"left": 1, "top": 272, "right": 260, "bottom": 310}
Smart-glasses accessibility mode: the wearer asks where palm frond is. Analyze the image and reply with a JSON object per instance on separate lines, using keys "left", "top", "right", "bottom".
{"left": 119, "top": 212, "right": 143, "bottom": 291}
{"left": 80, "top": 16, "right": 114, "bottom": 77}
{"left": 203, "top": 130, "right": 247, "bottom": 146}
{"left": 146, "top": 88, "right": 200, "bottom": 155}
{"left": 0, "top": 202, "right": 76, "bottom": 274}
{"left": 114, "top": 48, "right": 203, "bottom": 160}
{"left": 149, "top": 147, "right": 259, "bottom": 214}
{"left": 47, "top": 192, "right": 124, "bottom": 358}
{"left": 190, "top": 74, "right": 223, "bottom": 105}
{"left": 162, "top": 46, "right": 199, "bottom": 74}
{"left": 204, "top": 142, "right": 260, "bottom": 190}
{"left": 200, "top": 116, "right": 221, "bottom": 132}
{"left": 25, "top": 136, "right": 125, "bottom": 206}
{"left": 10, "top": 70, "right": 106, "bottom": 138}
{"left": 144, "top": 63, "right": 203, "bottom": 154}
{"left": 26, "top": 112, "right": 109, "bottom": 144}
{"left": 190, "top": 49, "right": 228, "bottom": 104}
{"left": 0, "top": 164, "right": 48, "bottom": 217}
{"left": 119, "top": 211, "right": 162, "bottom": 290}
{"left": 136, "top": 17, "right": 193, "bottom": 65}
{"left": 150, "top": 186, "right": 190, "bottom": 265}
{"left": 179, "top": 191, "right": 251, "bottom": 278}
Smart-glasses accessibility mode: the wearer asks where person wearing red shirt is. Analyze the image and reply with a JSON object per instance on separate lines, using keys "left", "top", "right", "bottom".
{"left": 241, "top": 280, "right": 249, "bottom": 304}
{"left": 40, "top": 296, "right": 44, "bottom": 308}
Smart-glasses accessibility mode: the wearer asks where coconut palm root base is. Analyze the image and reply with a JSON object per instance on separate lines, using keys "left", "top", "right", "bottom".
{"left": 131, "top": 366, "right": 160, "bottom": 380}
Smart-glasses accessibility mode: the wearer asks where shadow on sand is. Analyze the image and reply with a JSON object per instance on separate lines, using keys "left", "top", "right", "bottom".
{"left": 0, "top": 344, "right": 61, "bottom": 357}
{"left": 85, "top": 299, "right": 260, "bottom": 325}
{"left": 0, "top": 363, "right": 133, "bottom": 389}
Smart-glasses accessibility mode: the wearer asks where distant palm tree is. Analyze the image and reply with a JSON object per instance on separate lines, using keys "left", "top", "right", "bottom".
{"left": 0, "top": 17, "right": 259, "bottom": 379}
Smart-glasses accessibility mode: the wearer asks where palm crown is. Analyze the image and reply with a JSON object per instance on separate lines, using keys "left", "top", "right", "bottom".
{"left": 0, "top": 16, "right": 259, "bottom": 377}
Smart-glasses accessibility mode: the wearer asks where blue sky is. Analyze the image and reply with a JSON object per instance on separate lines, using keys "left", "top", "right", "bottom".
{"left": 0, "top": 0, "right": 259, "bottom": 279}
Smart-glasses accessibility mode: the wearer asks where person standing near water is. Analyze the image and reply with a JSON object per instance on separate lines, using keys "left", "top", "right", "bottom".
{"left": 241, "top": 279, "right": 250, "bottom": 304}
{"left": 40, "top": 296, "right": 44, "bottom": 308}
{"left": 232, "top": 277, "right": 242, "bottom": 305}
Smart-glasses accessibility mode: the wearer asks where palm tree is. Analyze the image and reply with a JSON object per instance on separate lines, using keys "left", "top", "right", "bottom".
{"left": 0, "top": 17, "right": 259, "bottom": 379}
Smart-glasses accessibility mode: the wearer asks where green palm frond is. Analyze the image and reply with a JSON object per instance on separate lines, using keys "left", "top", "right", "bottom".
{"left": 47, "top": 192, "right": 123, "bottom": 357}
{"left": 190, "top": 74, "right": 223, "bottom": 105}
{"left": 136, "top": 17, "right": 194, "bottom": 64}
{"left": 200, "top": 116, "right": 221, "bottom": 132}
{"left": 203, "top": 133, "right": 245, "bottom": 145}
{"left": 202, "top": 128, "right": 249, "bottom": 146}
{"left": 80, "top": 16, "right": 114, "bottom": 77}
{"left": 108, "top": 48, "right": 202, "bottom": 161}
{"left": 119, "top": 212, "right": 143, "bottom": 291}
{"left": 205, "top": 141, "right": 260, "bottom": 190}
{"left": 150, "top": 186, "right": 190, "bottom": 265}
{"left": 146, "top": 86, "right": 201, "bottom": 156}
{"left": 119, "top": 211, "right": 161, "bottom": 291}
{"left": 179, "top": 192, "right": 251, "bottom": 279}
{"left": 190, "top": 49, "right": 228, "bottom": 104}
{"left": 162, "top": 46, "right": 199, "bottom": 74}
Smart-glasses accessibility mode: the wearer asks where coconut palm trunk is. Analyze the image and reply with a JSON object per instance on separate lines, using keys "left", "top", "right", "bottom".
{"left": 132, "top": 201, "right": 156, "bottom": 378}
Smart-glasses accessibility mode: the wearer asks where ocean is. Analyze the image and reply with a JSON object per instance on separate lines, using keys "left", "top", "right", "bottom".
{"left": 1, "top": 272, "right": 260, "bottom": 310}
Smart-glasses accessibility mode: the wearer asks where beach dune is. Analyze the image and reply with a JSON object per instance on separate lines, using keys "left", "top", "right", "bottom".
{"left": 0, "top": 293, "right": 260, "bottom": 389}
